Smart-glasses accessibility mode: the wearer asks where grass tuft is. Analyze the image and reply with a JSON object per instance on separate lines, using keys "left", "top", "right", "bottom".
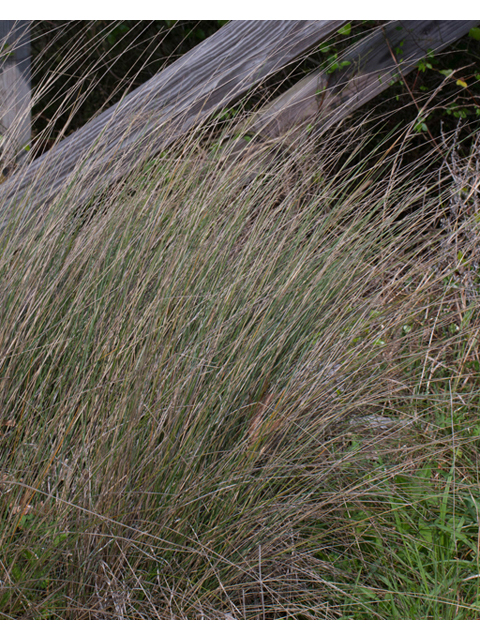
{"left": 0, "top": 22, "right": 480, "bottom": 619}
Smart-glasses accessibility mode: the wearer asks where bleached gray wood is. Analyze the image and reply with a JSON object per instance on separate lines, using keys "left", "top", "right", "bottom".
{"left": 0, "top": 21, "right": 31, "bottom": 163}
{"left": 244, "top": 20, "right": 480, "bottom": 142}
{"left": 0, "top": 20, "right": 345, "bottom": 229}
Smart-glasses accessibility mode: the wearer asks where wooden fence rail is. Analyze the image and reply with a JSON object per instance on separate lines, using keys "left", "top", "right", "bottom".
{"left": 244, "top": 20, "right": 480, "bottom": 143}
{"left": 0, "top": 20, "right": 345, "bottom": 232}
{"left": 0, "top": 21, "right": 31, "bottom": 165}
{"left": 0, "top": 20, "right": 478, "bottom": 236}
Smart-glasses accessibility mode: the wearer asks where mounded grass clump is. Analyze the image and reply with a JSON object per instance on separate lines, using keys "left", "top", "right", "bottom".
{"left": 0, "top": 23, "right": 480, "bottom": 619}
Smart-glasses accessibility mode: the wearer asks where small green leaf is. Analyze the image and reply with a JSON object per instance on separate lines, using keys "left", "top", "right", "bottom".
{"left": 18, "top": 513, "right": 34, "bottom": 529}
{"left": 53, "top": 533, "right": 68, "bottom": 546}
{"left": 453, "top": 108, "right": 470, "bottom": 118}
{"left": 469, "top": 27, "right": 480, "bottom": 40}
{"left": 414, "top": 118, "right": 428, "bottom": 133}
{"left": 337, "top": 23, "right": 352, "bottom": 36}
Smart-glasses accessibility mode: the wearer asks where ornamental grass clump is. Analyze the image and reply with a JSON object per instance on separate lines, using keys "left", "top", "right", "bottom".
{"left": 0, "top": 21, "right": 480, "bottom": 619}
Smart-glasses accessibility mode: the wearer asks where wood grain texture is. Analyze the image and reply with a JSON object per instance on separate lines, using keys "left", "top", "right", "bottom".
{"left": 0, "top": 20, "right": 345, "bottom": 231}
{"left": 0, "top": 21, "right": 31, "bottom": 159}
{"left": 246, "top": 20, "right": 480, "bottom": 142}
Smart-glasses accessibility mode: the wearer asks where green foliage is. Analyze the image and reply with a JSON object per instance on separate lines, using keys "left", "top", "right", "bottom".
{"left": 416, "top": 48, "right": 437, "bottom": 73}
{"left": 337, "top": 23, "right": 352, "bottom": 37}
{"left": 469, "top": 27, "right": 480, "bottom": 41}
{"left": 335, "top": 464, "right": 480, "bottom": 618}
{"left": 326, "top": 55, "right": 351, "bottom": 74}
{"left": 410, "top": 39, "right": 480, "bottom": 134}
{"left": 413, "top": 113, "right": 428, "bottom": 133}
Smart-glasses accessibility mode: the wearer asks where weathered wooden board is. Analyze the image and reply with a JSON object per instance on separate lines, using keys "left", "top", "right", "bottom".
{"left": 0, "top": 20, "right": 346, "bottom": 229}
{"left": 0, "top": 21, "right": 31, "bottom": 165}
{"left": 245, "top": 20, "right": 480, "bottom": 143}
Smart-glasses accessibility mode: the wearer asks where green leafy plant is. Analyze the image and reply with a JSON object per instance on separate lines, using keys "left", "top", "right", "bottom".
{"left": 468, "top": 27, "right": 480, "bottom": 41}
{"left": 337, "top": 23, "right": 352, "bottom": 37}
